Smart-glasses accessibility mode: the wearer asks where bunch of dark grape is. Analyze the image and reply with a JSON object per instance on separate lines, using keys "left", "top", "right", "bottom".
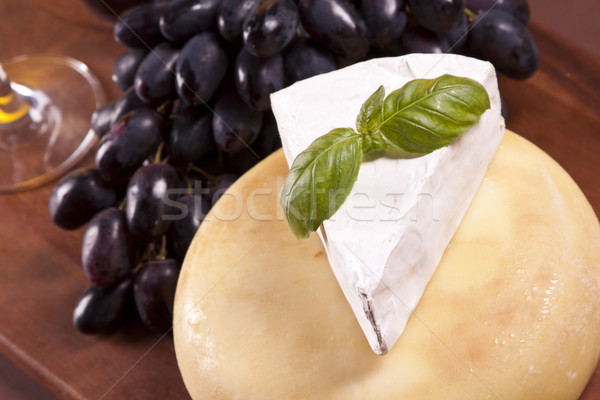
{"left": 48, "top": 0, "right": 538, "bottom": 336}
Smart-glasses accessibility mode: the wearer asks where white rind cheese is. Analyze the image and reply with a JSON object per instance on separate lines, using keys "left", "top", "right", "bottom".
{"left": 270, "top": 54, "right": 505, "bottom": 355}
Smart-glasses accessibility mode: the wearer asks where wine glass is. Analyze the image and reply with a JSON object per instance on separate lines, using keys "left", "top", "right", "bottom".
{"left": 0, "top": 54, "right": 104, "bottom": 193}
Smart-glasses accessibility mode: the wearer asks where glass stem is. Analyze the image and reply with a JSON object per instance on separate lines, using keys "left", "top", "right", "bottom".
{"left": 0, "top": 63, "right": 30, "bottom": 124}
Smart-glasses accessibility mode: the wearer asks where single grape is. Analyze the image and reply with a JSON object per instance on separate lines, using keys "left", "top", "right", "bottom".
{"left": 90, "top": 101, "right": 116, "bottom": 138}
{"left": 407, "top": 0, "right": 464, "bottom": 33}
{"left": 212, "top": 85, "right": 263, "bottom": 152}
{"left": 159, "top": 0, "right": 222, "bottom": 42}
{"left": 134, "top": 259, "right": 180, "bottom": 332}
{"left": 49, "top": 168, "right": 117, "bottom": 230}
{"left": 114, "top": 2, "right": 167, "bottom": 48}
{"left": 400, "top": 26, "right": 451, "bottom": 54}
{"left": 361, "top": 0, "right": 407, "bottom": 48}
{"left": 169, "top": 104, "right": 215, "bottom": 165}
{"left": 465, "top": 0, "right": 529, "bottom": 24}
{"left": 169, "top": 195, "right": 210, "bottom": 260}
{"left": 442, "top": 12, "right": 468, "bottom": 51}
{"left": 234, "top": 48, "right": 284, "bottom": 110}
{"left": 82, "top": 208, "right": 134, "bottom": 287}
{"left": 96, "top": 107, "right": 165, "bottom": 179}
{"left": 225, "top": 110, "right": 281, "bottom": 174}
{"left": 73, "top": 279, "right": 133, "bottom": 334}
{"left": 297, "top": 0, "right": 369, "bottom": 59}
{"left": 134, "top": 42, "right": 179, "bottom": 105}
{"left": 242, "top": 0, "right": 299, "bottom": 58}
{"left": 110, "top": 86, "right": 148, "bottom": 126}
{"left": 224, "top": 147, "right": 261, "bottom": 175}
{"left": 126, "top": 163, "right": 181, "bottom": 242}
{"left": 218, "top": 0, "right": 260, "bottom": 43}
{"left": 466, "top": 10, "right": 538, "bottom": 79}
{"left": 112, "top": 49, "right": 148, "bottom": 91}
{"left": 175, "top": 32, "right": 228, "bottom": 105}
{"left": 207, "top": 173, "right": 240, "bottom": 206}
{"left": 284, "top": 40, "right": 336, "bottom": 83}
{"left": 251, "top": 110, "right": 281, "bottom": 158}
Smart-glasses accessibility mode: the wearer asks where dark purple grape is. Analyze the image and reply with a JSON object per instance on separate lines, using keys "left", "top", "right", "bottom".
{"left": 169, "top": 195, "right": 210, "bottom": 260}
{"left": 465, "top": 0, "right": 529, "bottom": 24}
{"left": 134, "top": 42, "right": 179, "bottom": 105}
{"left": 82, "top": 208, "right": 134, "bottom": 287}
{"left": 224, "top": 111, "right": 280, "bottom": 173}
{"left": 218, "top": 0, "right": 260, "bottom": 43}
{"left": 114, "top": 2, "right": 167, "bottom": 48}
{"left": 297, "top": 0, "right": 369, "bottom": 59}
{"left": 96, "top": 108, "right": 165, "bottom": 179}
{"left": 361, "top": 0, "right": 407, "bottom": 48}
{"left": 252, "top": 110, "right": 281, "bottom": 157}
{"left": 442, "top": 12, "right": 468, "bottom": 51}
{"left": 49, "top": 168, "right": 117, "bottom": 230}
{"left": 242, "top": 0, "right": 299, "bottom": 57}
{"left": 207, "top": 173, "right": 239, "bottom": 206}
{"left": 466, "top": 10, "right": 538, "bottom": 79}
{"left": 234, "top": 48, "right": 284, "bottom": 110}
{"left": 400, "top": 26, "right": 451, "bottom": 54}
{"left": 212, "top": 85, "right": 263, "bottom": 152}
{"left": 225, "top": 146, "right": 261, "bottom": 174}
{"left": 111, "top": 86, "right": 148, "bottom": 125}
{"left": 159, "top": 0, "right": 222, "bottom": 42}
{"left": 126, "top": 163, "right": 180, "bottom": 242}
{"left": 134, "top": 259, "right": 180, "bottom": 332}
{"left": 284, "top": 40, "right": 336, "bottom": 83}
{"left": 169, "top": 104, "right": 215, "bottom": 165}
{"left": 90, "top": 102, "right": 116, "bottom": 138}
{"left": 407, "top": 0, "right": 464, "bottom": 33}
{"left": 175, "top": 33, "right": 228, "bottom": 105}
{"left": 73, "top": 279, "right": 133, "bottom": 334}
{"left": 113, "top": 49, "right": 148, "bottom": 91}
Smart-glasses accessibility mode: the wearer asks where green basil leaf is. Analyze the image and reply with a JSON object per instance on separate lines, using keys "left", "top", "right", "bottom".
{"left": 356, "top": 85, "right": 385, "bottom": 134}
{"left": 379, "top": 74, "right": 490, "bottom": 154}
{"left": 360, "top": 130, "right": 387, "bottom": 159}
{"left": 279, "top": 128, "right": 362, "bottom": 240}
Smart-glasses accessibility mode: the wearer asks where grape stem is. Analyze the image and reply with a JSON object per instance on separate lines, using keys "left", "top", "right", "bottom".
{"left": 154, "top": 141, "right": 166, "bottom": 164}
{"left": 156, "top": 235, "right": 167, "bottom": 261}
{"left": 118, "top": 196, "right": 127, "bottom": 210}
{"left": 464, "top": 7, "right": 477, "bottom": 22}
{"left": 188, "top": 165, "right": 216, "bottom": 181}
{"left": 182, "top": 173, "right": 193, "bottom": 193}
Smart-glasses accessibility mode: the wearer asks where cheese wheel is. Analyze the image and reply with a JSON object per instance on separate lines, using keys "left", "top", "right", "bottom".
{"left": 174, "top": 131, "right": 600, "bottom": 400}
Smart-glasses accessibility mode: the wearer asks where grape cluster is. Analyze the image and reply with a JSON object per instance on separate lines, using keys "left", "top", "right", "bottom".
{"left": 49, "top": 0, "right": 538, "bottom": 336}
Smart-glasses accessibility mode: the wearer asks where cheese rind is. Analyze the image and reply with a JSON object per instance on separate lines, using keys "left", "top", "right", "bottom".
{"left": 173, "top": 133, "right": 600, "bottom": 400}
{"left": 271, "top": 54, "right": 505, "bottom": 354}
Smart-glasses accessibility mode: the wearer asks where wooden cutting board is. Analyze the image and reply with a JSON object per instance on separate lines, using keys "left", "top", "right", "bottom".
{"left": 0, "top": 1, "right": 598, "bottom": 399}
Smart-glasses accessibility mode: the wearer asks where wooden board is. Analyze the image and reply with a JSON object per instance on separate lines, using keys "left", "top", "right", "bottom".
{"left": 0, "top": 1, "right": 598, "bottom": 399}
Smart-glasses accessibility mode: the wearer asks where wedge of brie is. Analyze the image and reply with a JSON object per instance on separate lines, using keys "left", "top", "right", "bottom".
{"left": 270, "top": 54, "right": 505, "bottom": 355}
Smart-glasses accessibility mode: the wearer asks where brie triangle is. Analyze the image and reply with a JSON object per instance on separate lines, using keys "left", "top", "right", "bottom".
{"left": 270, "top": 54, "right": 505, "bottom": 355}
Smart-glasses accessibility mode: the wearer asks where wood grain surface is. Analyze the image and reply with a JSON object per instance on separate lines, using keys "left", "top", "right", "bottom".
{"left": 0, "top": 1, "right": 598, "bottom": 399}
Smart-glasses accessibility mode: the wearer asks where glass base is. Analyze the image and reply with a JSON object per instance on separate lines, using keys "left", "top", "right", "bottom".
{"left": 0, "top": 55, "right": 104, "bottom": 193}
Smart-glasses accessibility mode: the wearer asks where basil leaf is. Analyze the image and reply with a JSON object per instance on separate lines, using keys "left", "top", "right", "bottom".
{"left": 356, "top": 85, "right": 385, "bottom": 134}
{"left": 379, "top": 74, "right": 490, "bottom": 154}
{"left": 360, "top": 130, "right": 387, "bottom": 159}
{"left": 279, "top": 128, "right": 362, "bottom": 240}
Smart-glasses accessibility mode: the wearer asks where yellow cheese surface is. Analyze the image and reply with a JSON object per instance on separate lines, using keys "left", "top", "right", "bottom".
{"left": 174, "top": 131, "right": 600, "bottom": 399}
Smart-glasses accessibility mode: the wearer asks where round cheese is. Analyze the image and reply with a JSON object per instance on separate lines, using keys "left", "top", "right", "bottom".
{"left": 174, "top": 131, "right": 600, "bottom": 400}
